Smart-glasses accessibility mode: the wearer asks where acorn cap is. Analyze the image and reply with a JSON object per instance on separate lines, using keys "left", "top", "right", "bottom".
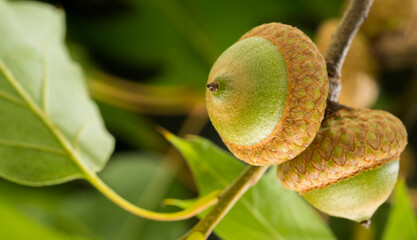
{"left": 277, "top": 107, "right": 408, "bottom": 193}
{"left": 206, "top": 23, "right": 328, "bottom": 165}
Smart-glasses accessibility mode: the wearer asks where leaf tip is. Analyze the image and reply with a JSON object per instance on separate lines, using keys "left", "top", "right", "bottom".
{"left": 156, "top": 126, "right": 173, "bottom": 139}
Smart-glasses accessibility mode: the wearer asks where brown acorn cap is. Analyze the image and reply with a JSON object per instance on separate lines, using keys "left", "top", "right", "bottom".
{"left": 277, "top": 106, "right": 408, "bottom": 193}
{"left": 221, "top": 23, "right": 328, "bottom": 165}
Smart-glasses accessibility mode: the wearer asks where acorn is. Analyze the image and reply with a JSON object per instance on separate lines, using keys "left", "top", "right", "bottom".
{"left": 315, "top": 19, "right": 379, "bottom": 108}
{"left": 277, "top": 106, "right": 408, "bottom": 222}
{"left": 206, "top": 23, "right": 328, "bottom": 166}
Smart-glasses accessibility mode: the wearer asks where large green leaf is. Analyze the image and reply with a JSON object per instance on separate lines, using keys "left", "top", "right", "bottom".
{"left": 382, "top": 179, "right": 417, "bottom": 240}
{"left": 0, "top": 0, "right": 114, "bottom": 185}
{"left": 167, "top": 134, "right": 335, "bottom": 240}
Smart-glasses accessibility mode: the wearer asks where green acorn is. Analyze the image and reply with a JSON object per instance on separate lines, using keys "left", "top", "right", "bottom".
{"left": 277, "top": 107, "right": 408, "bottom": 222}
{"left": 206, "top": 23, "right": 328, "bottom": 165}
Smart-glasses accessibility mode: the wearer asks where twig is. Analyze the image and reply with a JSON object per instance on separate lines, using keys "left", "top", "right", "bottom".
{"left": 179, "top": 165, "right": 269, "bottom": 239}
{"left": 325, "top": 0, "right": 374, "bottom": 103}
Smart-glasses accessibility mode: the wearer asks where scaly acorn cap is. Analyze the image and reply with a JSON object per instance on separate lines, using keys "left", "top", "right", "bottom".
{"left": 277, "top": 107, "right": 407, "bottom": 193}
{"left": 206, "top": 23, "right": 328, "bottom": 166}
{"left": 277, "top": 107, "right": 407, "bottom": 222}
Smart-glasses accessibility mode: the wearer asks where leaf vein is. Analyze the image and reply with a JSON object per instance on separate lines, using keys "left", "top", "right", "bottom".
{"left": 0, "top": 139, "right": 66, "bottom": 155}
{"left": 73, "top": 116, "right": 95, "bottom": 151}
{"left": 0, "top": 58, "right": 91, "bottom": 174}
{"left": 0, "top": 90, "right": 26, "bottom": 107}
{"left": 41, "top": 41, "right": 49, "bottom": 113}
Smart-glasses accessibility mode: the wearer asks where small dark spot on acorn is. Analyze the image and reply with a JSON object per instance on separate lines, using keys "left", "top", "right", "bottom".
{"left": 360, "top": 219, "right": 371, "bottom": 229}
{"left": 206, "top": 82, "right": 219, "bottom": 92}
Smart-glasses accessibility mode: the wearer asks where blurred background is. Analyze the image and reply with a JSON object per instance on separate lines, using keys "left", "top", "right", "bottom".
{"left": 1, "top": 0, "right": 417, "bottom": 239}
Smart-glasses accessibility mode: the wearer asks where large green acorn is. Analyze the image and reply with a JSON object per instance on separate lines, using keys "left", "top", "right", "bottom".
{"left": 277, "top": 107, "right": 408, "bottom": 223}
{"left": 206, "top": 23, "right": 328, "bottom": 165}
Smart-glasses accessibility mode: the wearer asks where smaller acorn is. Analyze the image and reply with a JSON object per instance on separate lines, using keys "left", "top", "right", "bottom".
{"left": 206, "top": 23, "right": 328, "bottom": 166}
{"left": 277, "top": 106, "right": 407, "bottom": 222}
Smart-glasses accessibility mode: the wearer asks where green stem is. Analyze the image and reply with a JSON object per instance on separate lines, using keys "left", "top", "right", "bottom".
{"left": 84, "top": 171, "right": 220, "bottom": 221}
{"left": 179, "top": 165, "right": 269, "bottom": 239}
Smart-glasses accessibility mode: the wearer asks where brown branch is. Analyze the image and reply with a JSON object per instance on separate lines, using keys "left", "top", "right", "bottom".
{"left": 179, "top": 165, "right": 269, "bottom": 239}
{"left": 325, "top": 0, "right": 374, "bottom": 103}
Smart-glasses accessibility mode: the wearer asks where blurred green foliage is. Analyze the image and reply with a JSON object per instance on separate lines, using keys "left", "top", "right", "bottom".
{"left": 62, "top": 0, "right": 343, "bottom": 89}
